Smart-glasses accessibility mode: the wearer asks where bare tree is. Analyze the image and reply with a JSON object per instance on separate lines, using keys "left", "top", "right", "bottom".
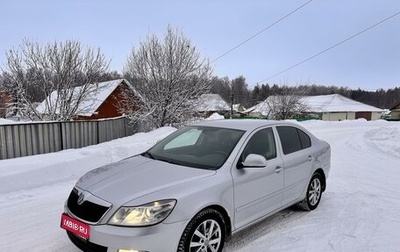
{"left": 123, "top": 26, "right": 212, "bottom": 128}
{"left": 2, "top": 39, "right": 109, "bottom": 121}
{"left": 265, "top": 85, "right": 309, "bottom": 120}
{"left": 210, "top": 76, "right": 231, "bottom": 102}
{"left": 231, "top": 76, "right": 251, "bottom": 107}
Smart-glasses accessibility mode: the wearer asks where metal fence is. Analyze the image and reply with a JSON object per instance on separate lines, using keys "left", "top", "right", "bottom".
{"left": 0, "top": 117, "right": 138, "bottom": 160}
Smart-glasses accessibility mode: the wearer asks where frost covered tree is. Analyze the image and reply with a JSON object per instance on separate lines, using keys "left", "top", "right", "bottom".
{"left": 123, "top": 26, "right": 212, "bottom": 128}
{"left": 265, "top": 86, "right": 309, "bottom": 120}
{"left": 2, "top": 39, "right": 109, "bottom": 121}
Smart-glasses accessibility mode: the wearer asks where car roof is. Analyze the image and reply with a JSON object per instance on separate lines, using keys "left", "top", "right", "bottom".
{"left": 190, "top": 119, "right": 299, "bottom": 131}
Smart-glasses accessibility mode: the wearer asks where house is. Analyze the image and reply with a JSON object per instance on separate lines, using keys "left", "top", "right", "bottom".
{"left": 244, "top": 94, "right": 384, "bottom": 121}
{"left": 301, "top": 94, "right": 384, "bottom": 121}
{"left": 36, "top": 79, "right": 139, "bottom": 120}
{"left": 0, "top": 90, "right": 11, "bottom": 118}
{"left": 194, "top": 94, "right": 230, "bottom": 118}
{"left": 233, "top": 103, "right": 246, "bottom": 113}
{"left": 388, "top": 101, "right": 400, "bottom": 120}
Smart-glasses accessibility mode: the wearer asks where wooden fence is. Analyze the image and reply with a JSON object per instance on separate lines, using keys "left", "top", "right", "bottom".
{"left": 0, "top": 117, "right": 139, "bottom": 160}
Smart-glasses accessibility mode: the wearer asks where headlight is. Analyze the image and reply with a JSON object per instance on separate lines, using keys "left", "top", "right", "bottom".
{"left": 109, "top": 199, "right": 176, "bottom": 226}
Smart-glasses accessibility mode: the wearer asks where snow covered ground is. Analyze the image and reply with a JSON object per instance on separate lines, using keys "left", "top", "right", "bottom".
{"left": 1, "top": 119, "right": 399, "bottom": 251}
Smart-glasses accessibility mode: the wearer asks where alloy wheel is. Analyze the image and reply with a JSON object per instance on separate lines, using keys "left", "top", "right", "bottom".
{"left": 189, "top": 219, "right": 222, "bottom": 252}
{"left": 309, "top": 177, "right": 321, "bottom": 206}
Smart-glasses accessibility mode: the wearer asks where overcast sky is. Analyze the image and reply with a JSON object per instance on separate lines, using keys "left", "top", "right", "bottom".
{"left": 1, "top": 0, "right": 399, "bottom": 90}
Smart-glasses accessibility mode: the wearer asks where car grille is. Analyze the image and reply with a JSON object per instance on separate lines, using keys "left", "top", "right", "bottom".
{"left": 67, "top": 189, "right": 110, "bottom": 223}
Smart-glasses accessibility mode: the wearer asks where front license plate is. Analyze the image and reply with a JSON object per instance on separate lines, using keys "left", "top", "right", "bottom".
{"left": 60, "top": 213, "right": 90, "bottom": 240}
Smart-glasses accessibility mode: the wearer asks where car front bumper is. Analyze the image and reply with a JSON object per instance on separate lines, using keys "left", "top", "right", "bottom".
{"left": 66, "top": 217, "right": 188, "bottom": 252}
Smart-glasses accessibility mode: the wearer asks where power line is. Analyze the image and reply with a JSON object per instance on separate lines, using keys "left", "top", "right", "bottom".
{"left": 260, "top": 10, "right": 400, "bottom": 84}
{"left": 211, "top": 0, "right": 314, "bottom": 64}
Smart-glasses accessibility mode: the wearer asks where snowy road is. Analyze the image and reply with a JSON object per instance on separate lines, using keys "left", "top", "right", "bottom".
{"left": 1, "top": 120, "right": 399, "bottom": 252}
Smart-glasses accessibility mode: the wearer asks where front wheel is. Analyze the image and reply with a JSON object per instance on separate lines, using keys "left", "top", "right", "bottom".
{"left": 177, "top": 208, "right": 226, "bottom": 252}
{"left": 298, "top": 173, "right": 323, "bottom": 211}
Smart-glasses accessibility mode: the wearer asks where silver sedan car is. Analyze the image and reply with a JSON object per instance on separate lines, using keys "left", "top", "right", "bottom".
{"left": 61, "top": 119, "right": 331, "bottom": 252}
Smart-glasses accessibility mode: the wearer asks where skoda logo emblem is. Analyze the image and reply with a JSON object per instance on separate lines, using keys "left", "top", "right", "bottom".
{"left": 77, "top": 192, "right": 85, "bottom": 205}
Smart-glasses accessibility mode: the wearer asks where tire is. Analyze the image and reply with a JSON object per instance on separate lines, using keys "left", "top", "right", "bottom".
{"left": 298, "top": 173, "right": 323, "bottom": 211}
{"left": 177, "top": 208, "right": 226, "bottom": 252}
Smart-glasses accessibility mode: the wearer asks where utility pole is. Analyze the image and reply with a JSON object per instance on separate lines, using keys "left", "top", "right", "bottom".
{"left": 230, "top": 92, "right": 234, "bottom": 119}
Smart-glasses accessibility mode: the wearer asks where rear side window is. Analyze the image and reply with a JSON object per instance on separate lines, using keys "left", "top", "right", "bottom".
{"left": 277, "top": 126, "right": 311, "bottom": 155}
{"left": 298, "top": 129, "right": 311, "bottom": 149}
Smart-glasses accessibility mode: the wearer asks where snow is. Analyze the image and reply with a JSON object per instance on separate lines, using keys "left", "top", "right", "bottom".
{"left": 206, "top": 112, "right": 225, "bottom": 120}
{"left": 195, "top": 94, "right": 230, "bottom": 111}
{"left": 244, "top": 99, "right": 271, "bottom": 116}
{"left": 1, "top": 119, "right": 400, "bottom": 251}
{"left": 0, "top": 118, "right": 17, "bottom": 125}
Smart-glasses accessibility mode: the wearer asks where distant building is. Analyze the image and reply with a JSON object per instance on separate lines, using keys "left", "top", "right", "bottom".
{"left": 36, "top": 79, "right": 139, "bottom": 120}
{"left": 233, "top": 103, "right": 246, "bottom": 113}
{"left": 301, "top": 94, "right": 384, "bottom": 121}
{"left": 244, "top": 94, "right": 384, "bottom": 121}
{"left": 0, "top": 90, "right": 11, "bottom": 118}
{"left": 388, "top": 101, "right": 400, "bottom": 120}
{"left": 194, "top": 94, "right": 230, "bottom": 118}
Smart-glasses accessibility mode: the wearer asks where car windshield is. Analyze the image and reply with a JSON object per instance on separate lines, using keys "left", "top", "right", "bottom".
{"left": 143, "top": 126, "right": 245, "bottom": 170}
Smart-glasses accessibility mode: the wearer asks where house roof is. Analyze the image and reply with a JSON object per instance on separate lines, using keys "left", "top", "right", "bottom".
{"left": 233, "top": 103, "right": 246, "bottom": 112}
{"left": 390, "top": 101, "right": 400, "bottom": 110}
{"left": 244, "top": 94, "right": 384, "bottom": 116}
{"left": 243, "top": 100, "right": 270, "bottom": 115}
{"left": 195, "top": 94, "right": 230, "bottom": 111}
{"left": 301, "top": 94, "right": 384, "bottom": 112}
{"left": 36, "top": 79, "right": 132, "bottom": 117}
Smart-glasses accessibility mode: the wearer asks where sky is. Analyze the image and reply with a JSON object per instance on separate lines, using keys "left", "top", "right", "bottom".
{"left": 0, "top": 0, "right": 399, "bottom": 91}
{"left": 1, "top": 119, "right": 400, "bottom": 251}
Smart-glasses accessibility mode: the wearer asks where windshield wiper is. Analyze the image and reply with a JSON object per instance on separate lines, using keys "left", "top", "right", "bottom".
{"left": 142, "top": 151, "right": 155, "bottom": 160}
{"left": 157, "top": 157, "right": 181, "bottom": 166}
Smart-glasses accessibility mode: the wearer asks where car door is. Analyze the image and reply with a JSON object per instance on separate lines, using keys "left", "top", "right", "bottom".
{"left": 276, "top": 126, "right": 314, "bottom": 206}
{"left": 232, "top": 127, "right": 284, "bottom": 229}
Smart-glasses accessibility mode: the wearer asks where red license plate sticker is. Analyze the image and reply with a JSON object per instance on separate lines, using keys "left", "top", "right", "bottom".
{"left": 61, "top": 213, "right": 90, "bottom": 240}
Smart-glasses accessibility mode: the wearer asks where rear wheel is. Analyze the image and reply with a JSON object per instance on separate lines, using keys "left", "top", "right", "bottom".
{"left": 177, "top": 208, "right": 226, "bottom": 252}
{"left": 298, "top": 173, "right": 323, "bottom": 211}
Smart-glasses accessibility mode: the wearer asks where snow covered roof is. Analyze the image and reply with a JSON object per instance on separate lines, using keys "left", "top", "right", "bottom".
{"left": 233, "top": 103, "right": 246, "bottom": 112}
{"left": 245, "top": 94, "right": 384, "bottom": 116}
{"left": 390, "top": 101, "right": 400, "bottom": 110}
{"left": 36, "top": 79, "right": 131, "bottom": 116}
{"left": 243, "top": 100, "right": 270, "bottom": 115}
{"left": 195, "top": 94, "right": 230, "bottom": 111}
{"left": 301, "top": 94, "right": 384, "bottom": 112}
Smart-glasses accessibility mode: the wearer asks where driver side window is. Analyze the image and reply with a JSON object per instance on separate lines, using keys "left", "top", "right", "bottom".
{"left": 242, "top": 128, "right": 277, "bottom": 161}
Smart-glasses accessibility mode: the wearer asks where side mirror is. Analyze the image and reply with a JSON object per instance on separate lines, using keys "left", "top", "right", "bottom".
{"left": 240, "top": 154, "right": 267, "bottom": 168}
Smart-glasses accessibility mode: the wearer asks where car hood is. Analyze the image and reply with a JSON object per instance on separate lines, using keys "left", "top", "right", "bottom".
{"left": 75, "top": 155, "right": 216, "bottom": 206}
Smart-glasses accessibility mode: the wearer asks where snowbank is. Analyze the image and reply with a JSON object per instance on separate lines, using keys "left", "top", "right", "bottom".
{"left": 206, "top": 112, "right": 225, "bottom": 120}
{"left": 0, "top": 118, "right": 19, "bottom": 125}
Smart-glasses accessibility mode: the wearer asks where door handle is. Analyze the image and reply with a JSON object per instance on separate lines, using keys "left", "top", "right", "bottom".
{"left": 308, "top": 155, "right": 313, "bottom": 161}
{"left": 275, "top": 166, "right": 282, "bottom": 173}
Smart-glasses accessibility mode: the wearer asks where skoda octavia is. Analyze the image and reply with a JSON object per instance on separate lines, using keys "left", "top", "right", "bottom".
{"left": 61, "top": 119, "right": 331, "bottom": 252}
